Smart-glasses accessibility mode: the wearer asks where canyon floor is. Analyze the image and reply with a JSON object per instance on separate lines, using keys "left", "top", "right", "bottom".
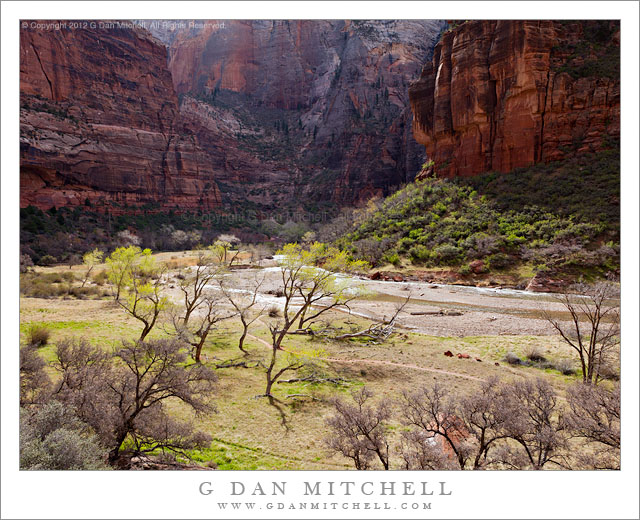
{"left": 20, "top": 250, "right": 619, "bottom": 470}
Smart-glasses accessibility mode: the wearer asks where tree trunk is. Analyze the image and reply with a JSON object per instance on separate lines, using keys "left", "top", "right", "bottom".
{"left": 139, "top": 326, "right": 151, "bottom": 342}
{"left": 264, "top": 346, "right": 277, "bottom": 396}
{"left": 265, "top": 372, "right": 274, "bottom": 397}
{"left": 238, "top": 328, "right": 248, "bottom": 355}
{"left": 183, "top": 308, "right": 193, "bottom": 326}
{"left": 297, "top": 309, "right": 307, "bottom": 331}
{"left": 109, "top": 431, "right": 128, "bottom": 464}
{"left": 194, "top": 340, "right": 205, "bottom": 363}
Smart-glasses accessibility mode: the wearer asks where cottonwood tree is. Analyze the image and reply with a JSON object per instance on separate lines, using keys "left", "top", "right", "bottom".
{"left": 212, "top": 235, "right": 241, "bottom": 266}
{"left": 245, "top": 244, "right": 270, "bottom": 266}
{"left": 496, "top": 378, "right": 568, "bottom": 470}
{"left": 565, "top": 382, "right": 620, "bottom": 469}
{"left": 52, "top": 338, "right": 217, "bottom": 463}
{"left": 325, "top": 387, "right": 391, "bottom": 470}
{"left": 169, "top": 291, "right": 233, "bottom": 363}
{"left": 262, "top": 340, "right": 323, "bottom": 400}
{"left": 105, "top": 246, "right": 154, "bottom": 301}
{"left": 117, "top": 256, "right": 168, "bottom": 342}
{"left": 545, "top": 282, "right": 620, "bottom": 384}
{"left": 219, "top": 276, "right": 266, "bottom": 356}
{"left": 167, "top": 250, "right": 233, "bottom": 361}
{"left": 177, "top": 249, "right": 224, "bottom": 326}
{"left": 400, "top": 383, "right": 475, "bottom": 470}
{"left": 261, "top": 242, "right": 367, "bottom": 397}
{"left": 81, "top": 248, "right": 104, "bottom": 287}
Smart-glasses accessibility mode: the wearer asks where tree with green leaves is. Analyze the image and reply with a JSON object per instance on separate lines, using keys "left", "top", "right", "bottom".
{"left": 212, "top": 234, "right": 241, "bottom": 266}
{"left": 105, "top": 246, "right": 154, "bottom": 301}
{"left": 114, "top": 252, "right": 168, "bottom": 342}
{"left": 261, "top": 242, "right": 368, "bottom": 397}
{"left": 81, "top": 248, "right": 104, "bottom": 287}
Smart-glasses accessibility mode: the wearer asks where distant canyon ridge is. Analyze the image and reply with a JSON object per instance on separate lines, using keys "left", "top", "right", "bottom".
{"left": 20, "top": 19, "right": 619, "bottom": 214}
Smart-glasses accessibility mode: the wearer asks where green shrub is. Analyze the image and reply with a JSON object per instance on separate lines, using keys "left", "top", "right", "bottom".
{"left": 337, "top": 148, "right": 618, "bottom": 279}
{"left": 459, "top": 264, "right": 471, "bottom": 275}
{"left": 382, "top": 252, "right": 401, "bottom": 266}
{"left": 25, "top": 324, "right": 51, "bottom": 347}
{"left": 408, "top": 245, "right": 431, "bottom": 265}
{"left": 92, "top": 270, "right": 108, "bottom": 286}
{"left": 433, "top": 244, "right": 462, "bottom": 264}
{"left": 504, "top": 352, "right": 522, "bottom": 365}
{"left": 38, "top": 255, "right": 57, "bottom": 266}
{"left": 20, "top": 402, "right": 109, "bottom": 470}
{"left": 485, "top": 253, "right": 511, "bottom": 270}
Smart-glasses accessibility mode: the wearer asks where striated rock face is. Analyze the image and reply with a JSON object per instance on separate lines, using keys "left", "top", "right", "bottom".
{"left": 20, "top": 22, "right": 221, "bottom": 212}
{"left": 146, "top": 20, "right": 446, "bottom": 206}
{"left": 410, "top": 20, "right": 620, "bottom": 178}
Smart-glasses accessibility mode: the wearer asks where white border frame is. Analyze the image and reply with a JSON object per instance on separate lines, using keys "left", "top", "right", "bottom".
{"left": 2, "top": 2, "right": 638, "bottom": 519}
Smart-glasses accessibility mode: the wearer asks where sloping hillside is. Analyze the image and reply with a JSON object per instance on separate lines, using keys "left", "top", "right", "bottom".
{"left": 337, "top": 146, "right": 619, "bottom": 285}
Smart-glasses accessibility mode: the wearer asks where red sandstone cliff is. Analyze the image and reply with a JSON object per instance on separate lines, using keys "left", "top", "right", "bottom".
{"left": 20, "top": 22, "right": 221, "bottom": 212}
{"left": 152, "top": 20, "right": 446, "bottom": 206}
{"left": 409, "top": 20, "right": 620, "bottom": 178}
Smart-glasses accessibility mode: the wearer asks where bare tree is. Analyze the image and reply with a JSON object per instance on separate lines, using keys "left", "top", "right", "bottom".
{"left": 169, "top": 291, "right": 233, "bottom": 363}
{"left": 399, "top": 429, "right": 460, "bottom": 470}
{"left": 168, "top": 250, "right": 233, "bottom": 362}
{"left": 457, "top": 377, "right": 509, "bottom": 469}
{"left": 332, "top": 295, "right": 409, "bottom": 343}
{"left": 325, "top": 387, "right": 391, "bottom": 470}
{"left": 400, "top": 383, "right": 472, "bottom": 470}
{"left": 52, "top": 338, "right": 217, "bottom": 464}
{"left": 496, "top": 378, "right": 568, "bottom": 470}
{"left": 219, "top": 276, "right": 266, "bottom": 356}
{"left": 246, "top": 244, "right": 270, "bottom": 266}
{"left": 399, "top": 378, "right": 513, "bottom": 470}
{"left": 177, "top": 250, "right": 224, "bottom": 326}
{"left": 546, "top": 282, "right": 620, "bottom": 384}
{"left": 565, "top": 382, "right": 620, "bottom": 469}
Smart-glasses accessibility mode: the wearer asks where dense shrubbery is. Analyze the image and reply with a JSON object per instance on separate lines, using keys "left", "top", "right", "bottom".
{"left": 20, "top": 271, "right": 110, "bottom": 299}
{"left": 20, "top": 205, "right": 229, "bottom": 266}
{"left": 20, "top": 203, "right": 323, "bottom": 266}
{"left": 20, "top": 402, "right": 109, "bottom": 470}
{"left": 554, "top": 21, "right": 619, "bottom": 80}
{"left": 337, "top": 149, "right": 619, "bottom": 276}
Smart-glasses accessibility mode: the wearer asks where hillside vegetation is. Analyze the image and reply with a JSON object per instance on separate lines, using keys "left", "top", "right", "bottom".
{"left": 337, "top": 147, "right": 619, "bottom": 281}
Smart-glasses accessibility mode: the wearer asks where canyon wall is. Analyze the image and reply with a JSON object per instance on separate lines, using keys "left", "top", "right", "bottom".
{"left": 409, "top": 20, "right": 620, "bottom": 178}
{"left": 20, "top": 22, "right": 220, "bottom": 212}
{"left": 149, "top": 20, "right": 446, "bottom": 207}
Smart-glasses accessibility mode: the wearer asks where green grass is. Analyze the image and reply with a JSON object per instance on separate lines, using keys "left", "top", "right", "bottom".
{"left": 20, "top": 293, "right": 600, "bottom": 469}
